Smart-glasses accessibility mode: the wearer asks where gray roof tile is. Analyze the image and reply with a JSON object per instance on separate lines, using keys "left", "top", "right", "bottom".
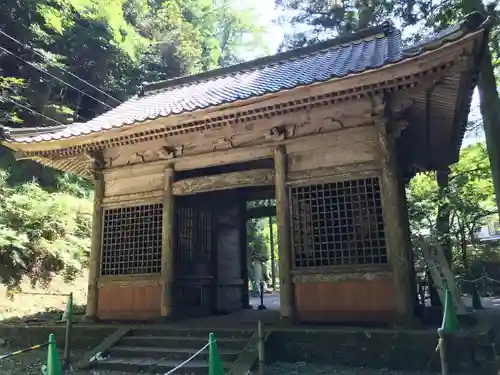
{"left": 2, "top": 13, "right": 488, "bottom": 144}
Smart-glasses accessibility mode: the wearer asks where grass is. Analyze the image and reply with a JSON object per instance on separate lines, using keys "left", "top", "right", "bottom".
{"left": 0, "top": 271, "right": 88, "bottom": 322}
{"left": 0, "top": 269, "right": 124, "bottom": 374}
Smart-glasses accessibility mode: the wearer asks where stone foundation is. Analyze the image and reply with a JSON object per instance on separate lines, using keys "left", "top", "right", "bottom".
{"left": 266, "top": 327, "right": 497, "bottom": 374}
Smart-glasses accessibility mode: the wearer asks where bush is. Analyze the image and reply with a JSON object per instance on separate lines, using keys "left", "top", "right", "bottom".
{"left": 0, "top": 169, "right": 92, "bottom": 291}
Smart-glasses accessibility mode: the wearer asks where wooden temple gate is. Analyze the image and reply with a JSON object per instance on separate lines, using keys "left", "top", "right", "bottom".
{"left": 0, "top": 14, "right": 490, "bottom": 325}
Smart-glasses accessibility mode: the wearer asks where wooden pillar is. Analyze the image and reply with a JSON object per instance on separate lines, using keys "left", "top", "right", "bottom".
{"left": 85, "top": 161, "right": 105, "bottom": 320}
{"left": 377, "top": 120, "right": 414, "bottom": 323}
{"left": 274, "top": 146, "right": 294, "bottom": 319}
{"left": 160, "top": 163, "right": 175, "bottom": 318}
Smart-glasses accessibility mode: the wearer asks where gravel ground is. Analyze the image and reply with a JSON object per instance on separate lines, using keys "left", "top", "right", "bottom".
{"left": 0, "top": 346, "right": 124, "bottom": 375}
{"left": 265, "top": 362, "right": 439, "bottom": 375}
{"left": 0, "top": 347, "right": 440, "bottom": 375}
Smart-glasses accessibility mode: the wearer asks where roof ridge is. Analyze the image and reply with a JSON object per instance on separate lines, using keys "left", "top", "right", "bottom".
{"left": 139, "top": 20, "right": 397, "bottom": 97}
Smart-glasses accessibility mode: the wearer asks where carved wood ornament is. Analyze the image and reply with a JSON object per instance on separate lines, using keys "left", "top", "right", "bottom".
{"left": 123, "top": 145, "right": 185, "bottom": 166}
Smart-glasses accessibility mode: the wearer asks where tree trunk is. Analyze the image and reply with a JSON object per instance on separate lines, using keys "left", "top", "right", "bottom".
{"left": 429, "top": 169, "right": 453, "bottom": 306}
{"left": 436, "top": 169, "right": 452, "bottom": 264}
{"left": 477, "top": 49, "right": 500, "bottom": 220}
{"left": 460, "top": 224, "right": 469, "bottom": 271}
{"left": 463, "top": 0, "right": 500, "bottom": 221}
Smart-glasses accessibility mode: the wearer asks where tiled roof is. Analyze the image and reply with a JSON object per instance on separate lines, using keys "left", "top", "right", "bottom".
{"left": 2, "top": 12, "right": 488, "bottom": 145}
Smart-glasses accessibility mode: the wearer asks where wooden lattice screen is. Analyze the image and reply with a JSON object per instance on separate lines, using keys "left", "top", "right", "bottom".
{"left": 176, "top": 206, "right": 212, "bottom": 263}
{"left": 290, "top": 177, "right": 388, "bottom": 268}
{"left": 101, "top": 203, "right": 163, "bottom": 276}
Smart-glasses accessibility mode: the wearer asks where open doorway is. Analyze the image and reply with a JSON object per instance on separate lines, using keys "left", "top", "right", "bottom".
{"left": 172, "top": 159, "right": 280, "bottom": 317}
{"left": 246, "top": 198, "right": 280, "bottom": 311}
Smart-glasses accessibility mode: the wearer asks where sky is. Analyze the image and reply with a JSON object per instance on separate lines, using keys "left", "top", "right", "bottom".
{"left": 255, "top": 1, "right": 486, "bottom": 148}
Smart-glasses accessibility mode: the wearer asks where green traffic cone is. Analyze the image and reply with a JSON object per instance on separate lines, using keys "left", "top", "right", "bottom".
{"left": 440, "top": 289, "right": 460, "bottom": 333}
{"left": 61, "top": 292, "right": 73, "bottom": 322}
{"left": 208, "top": 333, "right": 224, "bottom": 375}
{"left": 46, "top": 333, "right": 63, "bottom": 375}
{"left": 472, "top": 285, "right": 483, "bottom": 310}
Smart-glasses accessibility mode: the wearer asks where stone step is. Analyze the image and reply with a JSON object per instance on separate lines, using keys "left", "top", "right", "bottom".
{"left": 94, "top": 357, "right": 232, "bottom": 374}
{"left": 118, "top": 335, "right": 248, "bottom": 350}
{"left": 107, "top": 345, "right": 240, "bottom": 362}
{"left": 131, "top": 327, "right": 252, "bottom": 339}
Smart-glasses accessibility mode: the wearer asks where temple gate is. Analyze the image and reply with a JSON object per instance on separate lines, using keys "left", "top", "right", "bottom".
{"left": 0, "top": 13, "right": 490, "bottom": 325}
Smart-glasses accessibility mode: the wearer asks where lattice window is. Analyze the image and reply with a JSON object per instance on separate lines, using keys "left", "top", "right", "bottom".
{"left": 290, "top": 177, "right": 387, "bottom": 268}
{"left": 176, "top": 207, "right": 212, "bottom": 262}
{"left": 101, "top": 203, "right": 163, "bottom": 276}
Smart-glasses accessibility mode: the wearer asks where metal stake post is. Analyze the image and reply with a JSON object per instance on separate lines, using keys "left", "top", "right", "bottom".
{"left": 63, "top": 292, "right": 73, "bottom": 369}
{"left": 438, "top": 329, "right": 449, "bottom": 375}
{"left": 258, "top": 320, "right": 265, "bottom": 375}
{"left": 258, "top": 281, "right": 267, "bottom": 310}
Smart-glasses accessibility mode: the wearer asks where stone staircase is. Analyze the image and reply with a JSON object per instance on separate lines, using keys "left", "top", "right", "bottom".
{"left": 91, "top": 327, "right": 253, "bottom": 374}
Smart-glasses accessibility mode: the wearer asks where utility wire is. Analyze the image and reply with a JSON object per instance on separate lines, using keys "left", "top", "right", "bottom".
{"left": 0, "top": 28, "right": 122, "bottom": 105}
{"left": 0, "top": 93, "right": 65, "bottom": 126}
{"left": 0, "top": 44, "right": 114, "bottom": 110}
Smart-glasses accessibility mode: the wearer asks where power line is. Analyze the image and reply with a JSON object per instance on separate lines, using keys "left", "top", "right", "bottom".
{"left": 0, "top": 44, "right": 114, "bottom": 110}
{"left": 0, "top": 28, "right": 122, "bottom": 105}
{"left": 0, "top": 94, "right": 65, "bottom": 126}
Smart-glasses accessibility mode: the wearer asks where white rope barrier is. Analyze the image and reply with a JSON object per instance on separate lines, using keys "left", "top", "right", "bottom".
{"left": 458, "top": 275, "right": 500, "bottom": 284}
{"left": 162, "top": 339, "right": 214, "bottom": 375}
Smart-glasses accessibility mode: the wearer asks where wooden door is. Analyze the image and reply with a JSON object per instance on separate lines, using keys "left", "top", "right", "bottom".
{"left": 174, "top": 196, "right": 215, "bottom": 317}
{"left": 214, "top": 197, "right": 244, "bottom": 313}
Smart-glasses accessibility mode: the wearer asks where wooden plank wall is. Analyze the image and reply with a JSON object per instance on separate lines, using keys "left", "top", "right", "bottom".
{"left": 101, "top": 125, "right": 380, "bottom": 203}
{"left": 293, "top": 276, "right": 396, "bottom": 323}
{"left": 97, "top": 124, "right": 389, "bottom": 323}
{"left": 286, "top": 125, "right": 397, "bottom": 323}
{"left": 97, "top": 277, "right": 161, "bottom": 320}
{"left": 286, "top": 126, "right": 379, "bottom": 175}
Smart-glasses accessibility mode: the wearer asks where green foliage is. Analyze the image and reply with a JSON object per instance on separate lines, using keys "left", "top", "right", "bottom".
{"left": 407, "top": 143, "right": 497, "bottom": 272}
{"left": 247, "top": 219, "right": 268, "bottom": 258}
{"left": 0, "top": 0, "right": 268, "bottom": 288}
{"left": 0, "top": 0, "right": 268, "bottom": 184}
{"left": 0, "top": 170, "right": 92, "bottom": 291}
{"left": 275, "top": 0, "right": 397, "bottom": 49}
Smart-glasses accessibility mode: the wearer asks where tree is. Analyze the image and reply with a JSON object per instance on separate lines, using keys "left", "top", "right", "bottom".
{"left": 407, "top": 143, "right": 497, "bottom": 274}
{"left": 275, "top": 0, "right": 396, "bottom": 49}
{"left": 394, "top": 0, "right": 500, "bottom": 221}
{"left": 0, "top": 0, "right": 268, "bottom": 185}
{"left": 0, "top": 0, "right": 269, "bottom": 288}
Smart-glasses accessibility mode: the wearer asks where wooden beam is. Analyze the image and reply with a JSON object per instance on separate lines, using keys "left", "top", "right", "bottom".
{"left": 376, "top": 119, "right": 415, "bottom": 324}
{"left": 75, "top": 327, "right": 131, "bottom": 369}
{"left": 160, "top": 164, "right": 175, "bottom": 318}
{"left": 228, "top": 330, "right": 270, "bottom": 375}
{"left": 84, "top": 160, "right": 105, "bottom": 320}
{"left": 172, "top": 169, "right": 275, "bottom": 196}
{"left": 274, "top": 146, "right": 294, "bottom": 319}
{"left": 246, "top": 206, "right": 276, "bottom": 219}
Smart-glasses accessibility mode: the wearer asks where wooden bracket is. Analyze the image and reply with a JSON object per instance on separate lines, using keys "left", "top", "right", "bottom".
{"left": 157, "top": 146, "right": 178, "bottom": 159}
{"left": 212, "top": 137, "right": 234, "bottom": 152}
{"left": 316, "top": 117, "right": 344, "bottom": 133}
{"left": 86, "top": 150, "right": 105, "bottom": 170}
{"left": 393, "top": 119, "right": 409, "bottom": 139}
{"left": 371, "top": 95, "right": 386, "bottom": 116}
{"left": 265, "top": 125, "right": 295, "bottom": 141}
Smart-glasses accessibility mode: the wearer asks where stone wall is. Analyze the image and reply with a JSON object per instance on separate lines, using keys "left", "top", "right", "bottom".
{"left": 266, "top": 328, "right": 497, "bottom": 374}
{"left": 0, "top": 325, "right": 115, "bottom": 350}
